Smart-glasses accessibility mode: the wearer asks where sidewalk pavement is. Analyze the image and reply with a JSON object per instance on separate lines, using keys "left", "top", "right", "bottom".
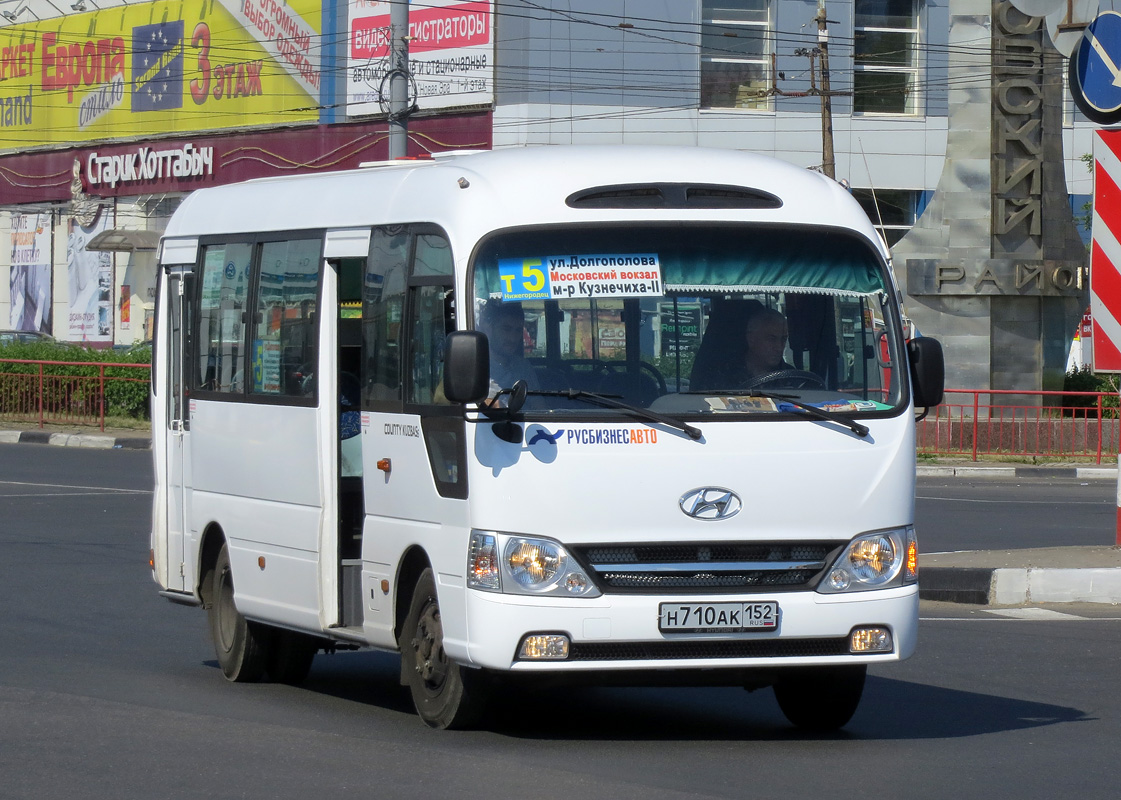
{"left": 0, "top": 426, "right": 150, "bottom": 450}
{"left": 3, "top": 424, "right": 1120, "bottom": 606}
{"left": 921, "top": 546, "right": 1121, "bottom": 606}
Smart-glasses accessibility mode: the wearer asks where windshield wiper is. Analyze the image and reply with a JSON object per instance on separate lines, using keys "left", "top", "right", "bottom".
{"left": 748, "top": 389, "right": 869, "bottom": 438}
{"left": 524, "top": 388, "right": 703, "bottom": 441}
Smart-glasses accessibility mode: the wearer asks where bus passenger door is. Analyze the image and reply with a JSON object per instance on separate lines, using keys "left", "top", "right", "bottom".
{"left": 335, "top": 255, "right": 366, "bottom": 626}
{"left": 322, "top": 228, "right": 372, "bottom": 629}
{"left": 165, "top": 268, "right": 193, "bottom": 592}
{"left": 358, "top": 228, "right": 465, "bottom": 646}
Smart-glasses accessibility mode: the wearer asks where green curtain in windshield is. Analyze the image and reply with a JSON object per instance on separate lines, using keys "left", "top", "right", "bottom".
{"left": 473, "top": 226, "right": 886, "bottom": 299}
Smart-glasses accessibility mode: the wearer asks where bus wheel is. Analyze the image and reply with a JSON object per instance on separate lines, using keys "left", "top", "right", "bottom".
{"left": 399, "top": 568, "right": 486, "bottom": 729}
{"left": 773, "top": 665, "right": 866, "bottom": 731}
{"left": 207, "top": 543, "right": 268, "bottom": 683}
{"left": 266, "top": 631, "right": 318, "bottom": 685}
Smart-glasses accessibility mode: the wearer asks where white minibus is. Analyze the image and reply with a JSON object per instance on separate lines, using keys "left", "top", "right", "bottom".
{"left": 150, "top": 145, "right": 943, "bottom": 730}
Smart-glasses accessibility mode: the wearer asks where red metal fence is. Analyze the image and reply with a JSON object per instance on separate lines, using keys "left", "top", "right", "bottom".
{"left": 0, "top": 358, "right": 151, "bottom": 432}
{"left": 2, "top": 360, "right": 1120, "bottom": 461}
{"left": 917, "top": 389, "right": 1121, "bottom": 463}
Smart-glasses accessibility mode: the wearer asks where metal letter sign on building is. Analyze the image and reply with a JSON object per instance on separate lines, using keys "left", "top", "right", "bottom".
{"left": 1091, "top": 129, "right": 1121, "bottom": 372}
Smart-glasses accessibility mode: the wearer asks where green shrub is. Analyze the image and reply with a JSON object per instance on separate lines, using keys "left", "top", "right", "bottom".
{"left": 1063, "top": 365, "right": 1119, "bottom": 417}
{"left": 0, "top": 341, "right": 151, "bottom": 421}
{"left": 652, "top": 351, "right": 696, "bottom": 387}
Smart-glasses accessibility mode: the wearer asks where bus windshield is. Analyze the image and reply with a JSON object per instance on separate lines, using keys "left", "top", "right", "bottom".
{"left": 470, "top": 224, "right": 905, "bottom": 418}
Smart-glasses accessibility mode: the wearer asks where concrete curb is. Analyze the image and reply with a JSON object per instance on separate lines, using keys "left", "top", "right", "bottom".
{"left": 0, "top": 430, "right": 150, "bottom": 450}
{"left": 920, "top": 566, "right": 1121, "bottom": 605}
{"left": 917, "top": 464, "right": 1117, "bottom": 480}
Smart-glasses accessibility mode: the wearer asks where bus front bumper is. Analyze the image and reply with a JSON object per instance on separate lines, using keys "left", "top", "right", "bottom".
{"left": 461, "top": 584, "right": 919, "bottom": 673}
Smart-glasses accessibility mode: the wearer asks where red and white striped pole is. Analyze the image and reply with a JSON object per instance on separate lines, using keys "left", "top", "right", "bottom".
{"left": 1088, "top": 131, "right": 1121, "bottom": 546}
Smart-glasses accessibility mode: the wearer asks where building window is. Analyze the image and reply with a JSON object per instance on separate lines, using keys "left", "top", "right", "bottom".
{"left": 701, "top": 0, "right": 772, "bottom": 110}
{"left": 853, "top": 0, "right": 920, "bottom": 115}
{"left": 851, "top": 188, "right": 922, "bottom": 246}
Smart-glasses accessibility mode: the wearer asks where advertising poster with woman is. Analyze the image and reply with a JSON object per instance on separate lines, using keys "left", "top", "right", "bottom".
{"left": 9, "top": 213, "right": 53, "bottom": 333}
{"left": 67, "top": 212, "right": 114, "bottom": 343}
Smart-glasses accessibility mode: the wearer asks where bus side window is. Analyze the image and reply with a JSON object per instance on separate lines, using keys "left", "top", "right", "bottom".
{"left": 197, "top": 242, "right": 252, "bottom": 394}
{"left": 362, "top": 228, "right": 408, "bottom": 409}
{"left": 408, "top": 285, "right": 454, "bottom": 404}
{"left": 250, "top": 238, "right": 322, "bottom": 398}
{"left": 407, "top": 230, "right": 455, "bottom": 405}
{"left": 409, "top": 230, "right": 464, "bottom": 497}
{"left": 413, "top": 232, "right": 454, "bottom": 277}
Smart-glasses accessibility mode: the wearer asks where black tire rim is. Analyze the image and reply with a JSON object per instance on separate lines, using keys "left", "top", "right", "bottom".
{"left": 412, "top": 596, "right": 449, "bottom": 695}
{"left": 217, "top": 565, "right": 236, "bottom": 653}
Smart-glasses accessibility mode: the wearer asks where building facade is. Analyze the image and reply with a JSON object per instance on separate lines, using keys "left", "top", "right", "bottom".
{"left": 0, "top": 0, "right": 1095, "bottom": 389}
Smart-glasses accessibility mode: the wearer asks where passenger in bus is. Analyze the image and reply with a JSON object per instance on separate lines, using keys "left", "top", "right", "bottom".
{"left": 742, "top": 307, "right": 795, "bottom": 382}
{"left": 479, "top": 300, "right": 540, "bottom": 399}
{"left": 340, "top": 372, "right": 362, "bottom": 477}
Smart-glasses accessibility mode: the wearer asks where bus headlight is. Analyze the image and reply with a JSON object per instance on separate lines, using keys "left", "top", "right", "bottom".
{"left": 818, "top": 527, "right": 917, "bottom": 593}
{"left": 507, "top": 538, "right": 564, "bottom": 588}
{"left": 467, "top": 530, "right": 600, "bottom": 598}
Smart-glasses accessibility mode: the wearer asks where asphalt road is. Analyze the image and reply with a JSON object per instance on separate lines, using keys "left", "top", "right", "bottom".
{"left": 2, "top": 444, "right": 1120, "bottom": 799}
{"left": 915, "top": 476, "right": 1116, "bottom": 552}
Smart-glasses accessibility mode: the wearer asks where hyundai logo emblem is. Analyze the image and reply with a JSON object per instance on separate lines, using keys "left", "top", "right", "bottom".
{"left": 679, "top": 487, "right": 742, "bottom": 521}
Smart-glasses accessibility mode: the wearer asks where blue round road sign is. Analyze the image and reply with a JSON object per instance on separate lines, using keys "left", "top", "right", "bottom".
{"left": 1072, "top": 11, "right": 1121, "bottom": 125}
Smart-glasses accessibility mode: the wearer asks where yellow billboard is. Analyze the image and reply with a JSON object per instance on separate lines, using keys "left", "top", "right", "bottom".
{"left": 0, "top": 0, "right": 321, "bottom": 152}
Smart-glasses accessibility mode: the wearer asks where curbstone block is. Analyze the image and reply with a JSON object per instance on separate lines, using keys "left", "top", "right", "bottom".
{"left": 71, "top": 435, "right": 116, "bottom": 449}
{"left": 1076, "top": 468, "right": 1116, "bottom": 480}
{"left": 955, "top": 466, "right": 1016, "bottom": 478}
{"left": 919, "top": 567, "right": 994, "bottom": 604}
{"left": 992, "top": 569, "right": 1028, "bottom": 605}
{"left": 1027, "top": 568, "right": 1121, "bottom": 604}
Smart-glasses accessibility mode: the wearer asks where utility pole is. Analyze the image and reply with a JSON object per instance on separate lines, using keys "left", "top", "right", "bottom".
{"left": 388, "top": 0, "right": 409, "bottom": 159}
{"left": 815, "top": 0, "right": 835, "bottom": 180}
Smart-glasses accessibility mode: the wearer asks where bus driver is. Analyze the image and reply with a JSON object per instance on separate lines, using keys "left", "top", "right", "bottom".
{"left": 479, "top": 300, "right": 540, "bottom": 399}
{"left": 743, "top": 307, "right": 795, "bottom": 382}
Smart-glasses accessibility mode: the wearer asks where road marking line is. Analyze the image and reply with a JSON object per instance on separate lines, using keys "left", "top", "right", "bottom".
{"left": 0, "top": 491, "right": 148, "bottom": 498}
{"left": 987, "top": 608, "right": 1085, "bottom": 620}
{"left": 0, "top": 479, "right": 150, "bottom": 494}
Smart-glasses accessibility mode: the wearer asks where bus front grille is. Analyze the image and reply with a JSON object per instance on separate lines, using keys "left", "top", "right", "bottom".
{"left": 568, "top": 637, "right": 851, "bottom": 661}
{"left": 572, "top": 541, "right": 845, "bottom": 594}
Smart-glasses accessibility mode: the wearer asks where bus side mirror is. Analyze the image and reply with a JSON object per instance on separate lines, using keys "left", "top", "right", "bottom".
{"left": 908, "top": 337, "right": 944, "bottom": 409}
{"left": 443, "top": 331, "right": 490, "bottom": 404}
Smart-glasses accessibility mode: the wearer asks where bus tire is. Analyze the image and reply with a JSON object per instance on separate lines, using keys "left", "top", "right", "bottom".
{"left": 773, "top": 665, "right": 866, "bottom": 731}
{"left": 207, "top": 543, "right": 269, "bottom": 683}
{"left": 266, "top": 631, "right": 318, "bottom": 685}
{"left": 399, "top": 568, "right": 487, "bottom": 729}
